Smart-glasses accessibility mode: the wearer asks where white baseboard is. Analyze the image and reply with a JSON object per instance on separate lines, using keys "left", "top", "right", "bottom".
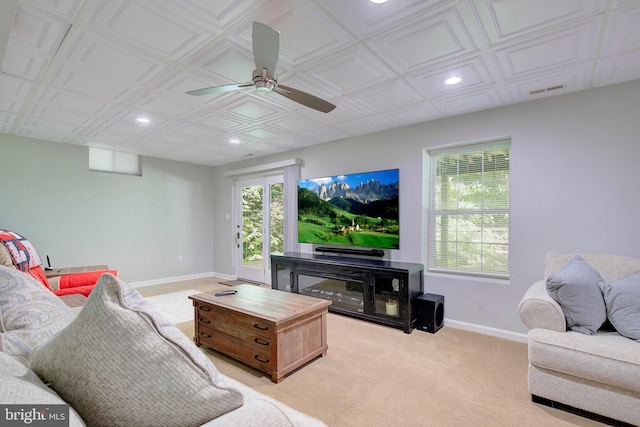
{"left": 444, "top": 318, "right": 528, "bottom": 343}
{"left": 129, "top": 275, "right": 528, "bottom": 342}
{"left": 130, "top": 272, "right": 215, "bottom": 288}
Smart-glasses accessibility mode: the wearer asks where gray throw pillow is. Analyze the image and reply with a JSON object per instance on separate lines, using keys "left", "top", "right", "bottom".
{"left": 546, "top": 255, "right": 606, "bottom": 335}
{"left": 30, "top": 273, "right": 243, "bottom": 427}
{"left": 601, "top": 272, "right": 640, "bottom": 341}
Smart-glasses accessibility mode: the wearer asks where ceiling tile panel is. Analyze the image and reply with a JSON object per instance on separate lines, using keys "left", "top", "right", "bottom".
{"left": 504, "top": 64, "right": 591, "bottom": 102}
{"left": 349, "top": 80, "right": 424, "bottom": 113}
{"left": 248, "top": 0, "right": 354, "bottom": 70}
{"left": 471, "top": 0, "right": 604, "bottom": 46}
{"left": 432, "top": 86, "right": 509, "bottom": 116}
{"left": 405, "top": 55, "right": 499, "bottom": 99}
{"left": 366, "top": 4, "right": 478, "bottom": 75}
{"left": 320, "top": 0, "right": 450, "bottom": 39}
{"left": 0, "top": 74, "right": 36, "bottom": 101}
{"left": 45, "top": 63, "right": 137, "bottom": 101}
{"left": 27, "top": 104, "right": 97, "bottom": 127}
{"left": 302, "top": 125, "right": 353, "bottom": 143}
{"left": 129, "top": 92, "right": 200, "bottom": 117}
{"left": 10, "top": 5, "right": 71, "bottom": 56}
{"left": 2, "top": 46, "right": 51, "bottom": 80}
{"left": 294, "top": 46, "right": 395, "bottom": 97}
{"left": 84, "top": 0, "right": 211, "bottom": 60}
{"left": 34, "top": 86, "right": 113, "bottom": 116}
{"left": 594, "top": 49, "right": 640, "bottom": 86}
{"left": 17, "top": 117, "right": 84, "bottom": 142}
{"left": 185, "top": 39, "right": 254, "bottom": 84}
{"left": 60, "top": 30, "right": 169, "bottom": 86}
{"left": 383, "top": 101, "right": 445, "bottom": 128}
{"left": 494, "top": 19, "right": 601, "bottom": 78}
{"left": 188, "top": 110, "right": 246, "bottom": 132}
{"left": 21, "top": 0, "right": 84, "bottom": 20}
{"left": 599, "top": 2, "right": 640, "bottom": 56}
{"left": 0, "top": 113, "right": 17, "bottom": 133}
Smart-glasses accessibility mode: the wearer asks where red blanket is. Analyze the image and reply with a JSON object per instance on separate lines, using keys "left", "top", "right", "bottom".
{"left": 58, "top": 270, "right": 119, "bottom": 289}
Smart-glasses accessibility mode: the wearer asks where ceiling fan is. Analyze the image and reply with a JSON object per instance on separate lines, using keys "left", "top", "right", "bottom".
{"left": 186, "top": 22, "right": 336, "bottom": 113}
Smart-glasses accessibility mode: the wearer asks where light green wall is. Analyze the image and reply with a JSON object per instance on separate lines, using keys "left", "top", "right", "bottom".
{"left": 0, "top": 136, "right": 215, "bottom": 283}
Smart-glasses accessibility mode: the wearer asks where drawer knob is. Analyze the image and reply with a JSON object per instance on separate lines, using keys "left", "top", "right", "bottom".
{"left": 253, "top": 323, "right": 269, "bottom": 331}
{"left": 199, "top": 318, "right": 211, "bottom": 324}
{"left": 198, "top": 306, "right": 210, "bottom": 312}
{"left": 199, "top": 332, "right": 211, "bottom": 338}
{"left": 253, "top": 338, "right": 269, "bottom": 346}
{"left": 254, "top": 355, "right": 269, "bottom": 364}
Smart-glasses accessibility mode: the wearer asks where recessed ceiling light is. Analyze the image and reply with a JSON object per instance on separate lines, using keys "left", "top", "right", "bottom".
{"left": 229, "top": 138, "right": 240, "bottom": 144}
{"left": 136, "top": 117, "right": 151, "bottom": 123}
{"left": 370, "top": 0, "right": 388, "bottom": 3}
{"left": 444, "top": 76, "right": 462, "bottom": 85}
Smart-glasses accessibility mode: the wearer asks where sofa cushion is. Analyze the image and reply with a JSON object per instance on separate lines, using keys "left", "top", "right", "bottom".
{"left": 601, "top": 272, "right": 640, "bottom": 341}
{"left": 529, "top": 328, "right": 640, "bottom": 394}
{"left": 201, "top": 375, "right": 327, "bottom": 427}
{"left": 0, "top": 352, "right": 86, "bottom": 426}
{"left": 0, "top": 265, "right": 75, "bottom": 365}
{"left": 30, "top": 273, "right": 244, "bottom": 427}
{"left": 546, "top": 255, "right": 606, "bottom": 335}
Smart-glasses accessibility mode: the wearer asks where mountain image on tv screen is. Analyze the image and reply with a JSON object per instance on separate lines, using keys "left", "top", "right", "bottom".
{"left": 297, "top": 169, "right": 399, "bottom": 249}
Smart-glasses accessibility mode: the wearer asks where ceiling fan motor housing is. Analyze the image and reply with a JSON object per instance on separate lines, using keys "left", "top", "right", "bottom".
{"left": 253, "top": 69, "right": 278, "bottom": 92}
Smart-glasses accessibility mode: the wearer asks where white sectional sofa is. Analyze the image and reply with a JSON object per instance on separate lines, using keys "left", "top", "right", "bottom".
{"left": 0, "top": 265, "right": 326, "bottom": 427}
{"left": 519, "top": 252, "right": 640, "bottom": 426}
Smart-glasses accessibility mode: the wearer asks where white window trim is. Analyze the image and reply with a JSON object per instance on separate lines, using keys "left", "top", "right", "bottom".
{"left": 426, "top": 138, "right": 511, "bottom": 280}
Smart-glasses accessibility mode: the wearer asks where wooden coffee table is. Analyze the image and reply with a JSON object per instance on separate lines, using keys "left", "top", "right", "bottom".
{"left": 190, "top": 285, "right": 331, "bottom": 383}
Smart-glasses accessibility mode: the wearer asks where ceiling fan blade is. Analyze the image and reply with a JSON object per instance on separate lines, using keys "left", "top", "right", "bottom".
{"left": 252, "top": 22, "right": 279, "bottom": 75}
{"left": 186, "top": 82, "right": 253, "bottom": 96}
{"left": 275, "top": 84, "right": 336, "bottom": 113}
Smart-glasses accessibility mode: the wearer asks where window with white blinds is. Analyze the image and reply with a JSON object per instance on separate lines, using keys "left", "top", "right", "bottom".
{"left": 427, "top": 139, "right": 511, "bottom": 279}
{"left": 89, "top": 147, "right": 141, "bottom": 176}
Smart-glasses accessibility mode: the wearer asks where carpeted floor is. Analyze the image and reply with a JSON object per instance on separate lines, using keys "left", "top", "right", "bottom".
{"left": 139, "top": 277, "right": 606, "bottom": 427}
{"left": 144, "top": 289, "right": 201, "bottom": 324}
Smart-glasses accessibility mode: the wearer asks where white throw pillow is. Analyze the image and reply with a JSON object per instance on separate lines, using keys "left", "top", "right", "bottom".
{"left": 0, "top": 265, "right": 75, "bottom": 365}
{"left": 30, "top": 273, "right": 243, "bottom": 427}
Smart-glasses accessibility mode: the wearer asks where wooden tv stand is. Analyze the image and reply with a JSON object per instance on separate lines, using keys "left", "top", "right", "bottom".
{"left": 271, "top": 252, "right": 424, "bottom": 333}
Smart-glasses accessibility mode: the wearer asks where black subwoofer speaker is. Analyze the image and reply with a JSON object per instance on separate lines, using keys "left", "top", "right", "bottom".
{"left": 415, "top": 293, "right": 444, "bottom": 333}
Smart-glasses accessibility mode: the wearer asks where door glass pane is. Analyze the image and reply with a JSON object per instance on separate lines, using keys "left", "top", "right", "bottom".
{"left": 269, "top": 182, "right": 284, "bottom": 256}
{"left": 298, "top": 274, "right": 364, "bottom": 312}
{"left": 373, "top": 276, "right": 400, "bottom": 318}
{"left": 242, "top": 185, "right": 263, "bottom": 267}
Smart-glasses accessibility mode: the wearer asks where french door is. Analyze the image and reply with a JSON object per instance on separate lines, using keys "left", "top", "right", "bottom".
{"left": 234, "top": 175, "right": 284, "bottom": 284}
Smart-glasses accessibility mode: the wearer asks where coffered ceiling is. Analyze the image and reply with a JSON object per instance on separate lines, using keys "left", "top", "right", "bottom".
{"left": 1, "top": 0, "right": 639, "bottom": 167}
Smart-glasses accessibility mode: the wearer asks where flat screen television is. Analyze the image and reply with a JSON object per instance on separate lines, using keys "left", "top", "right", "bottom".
{"left": 297, "top": 168, "right": 399, "bottom": 250}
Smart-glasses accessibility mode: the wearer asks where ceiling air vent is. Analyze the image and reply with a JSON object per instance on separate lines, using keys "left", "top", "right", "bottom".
{"left": 529, "top": 84, "right": 565, "bottom": 96}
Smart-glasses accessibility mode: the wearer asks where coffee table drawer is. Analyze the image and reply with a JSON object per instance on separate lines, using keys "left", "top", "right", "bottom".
{"left": 197, "top": 324, "right": 272, "bottom": 357}
{"left": 198, "top": 327, "right": 275, "bottom": 371}
{"left": 195, "top": 302, "right": 274, "bottom": 339}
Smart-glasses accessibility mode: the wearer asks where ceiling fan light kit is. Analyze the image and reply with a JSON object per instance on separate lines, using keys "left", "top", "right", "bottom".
{"left": 187, "top": 22, "right": 336, "bottom": 114}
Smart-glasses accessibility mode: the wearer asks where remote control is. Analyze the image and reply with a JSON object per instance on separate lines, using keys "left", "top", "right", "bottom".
{"left": 215, "top": 290, "right": 237, "bottom": 296}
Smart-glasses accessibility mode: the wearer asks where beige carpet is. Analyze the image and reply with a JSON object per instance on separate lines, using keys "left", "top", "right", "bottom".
{"left": 176, "top": 315, "right": 607, "bottom": 427}
{"left": 144, "top": 289, "right": 200, "bottom": 324}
